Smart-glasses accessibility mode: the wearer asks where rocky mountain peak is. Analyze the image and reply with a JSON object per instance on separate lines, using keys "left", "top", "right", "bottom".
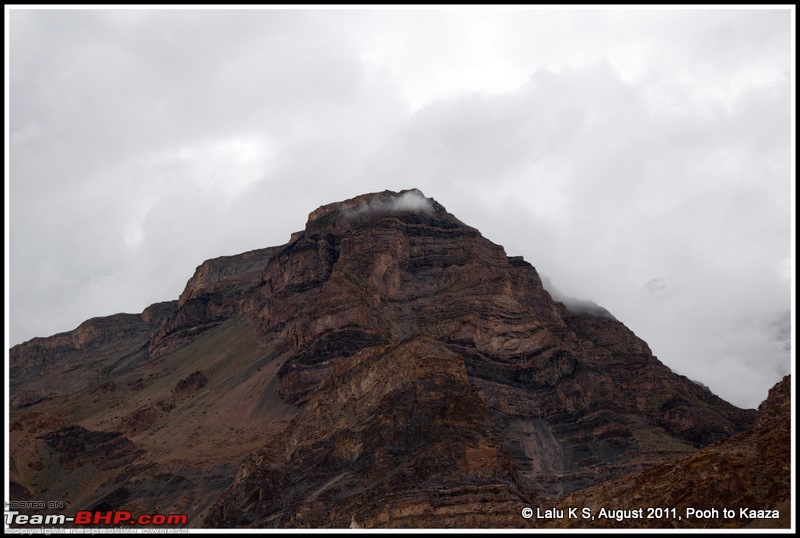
{"left": 307, "top": 188, "right": 440, "bottom": 223}
{"left": 8, "top": 189, "right": 787, "bottom": 529}
{"left": 302, "top": 188, "right": 468, "bottom": 244}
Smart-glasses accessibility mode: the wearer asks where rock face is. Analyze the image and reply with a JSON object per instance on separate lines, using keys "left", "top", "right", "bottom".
{"left": 9, "top": 189, "right": 786, "bottom": 529}
{"left": 207, "top": 337, "right": 530, "bottom": 528}
{"left": 542, "top": 375, "right": 791, "bottom": 529}
{"left": 148, "top": 246, "right": 283, "bottom": 358}
{"left": 10, "top": 301, "right": 178, "bottom": 398}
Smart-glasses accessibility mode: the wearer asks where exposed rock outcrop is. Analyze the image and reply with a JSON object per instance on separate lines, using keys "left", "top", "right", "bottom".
{"left": 10, "top": 301, "right": 178, "bottom": 397}
{"left": 39, "top": 426, "right": 144, "bottom": 471}
{"left": 9, "top": 189, "right": 785, "bottom": 530}
{"left": 542, "top": 375, "right": 791, "bottom": 529}
{"left": 148, "top": 246, "right": 283, "bottom": 358}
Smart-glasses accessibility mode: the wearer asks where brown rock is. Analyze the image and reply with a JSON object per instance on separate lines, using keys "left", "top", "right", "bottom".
{"left": 542, "top": 375, "right": 791, "bottom": 529}
{"left": 174, "top": 371, "right": 208, "bottom": 393}
{"left": 205, "top": 337, "right": 533, "bottom": 528}
{"left": 9, "top": 189, "right": 782, "bottom": 529}
{"left": 148, "top": 246, "right": 283, "bottom": 358}
{"left": 9, "top": 301, "right": 178, "bottom": 395}
{"left": 39, "top": 426, "right": 144, "bottom": 471}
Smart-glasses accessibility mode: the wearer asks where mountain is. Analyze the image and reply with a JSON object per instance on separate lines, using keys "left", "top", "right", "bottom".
{"left": 541, "top": 374, "right": 791, "bottom": 529}
{"left": 8, "top": 189, "right": 788, "bottom": 529}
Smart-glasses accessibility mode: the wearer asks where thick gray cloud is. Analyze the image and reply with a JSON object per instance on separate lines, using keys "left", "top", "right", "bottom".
{"left": 7, "top": 7, "right": 792, "bottom": 409}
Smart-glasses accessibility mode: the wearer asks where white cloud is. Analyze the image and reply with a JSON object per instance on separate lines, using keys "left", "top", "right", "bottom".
{"left": 345, "top": 189, "right": 435, "bottom": 219}
{"left": 7, "top": 7, "right": 792, "bottom": 409}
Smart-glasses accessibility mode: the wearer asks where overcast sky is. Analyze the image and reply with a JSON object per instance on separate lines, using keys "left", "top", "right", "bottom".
{"left": 6, "top": 7, "right": 793, "bottom": 409}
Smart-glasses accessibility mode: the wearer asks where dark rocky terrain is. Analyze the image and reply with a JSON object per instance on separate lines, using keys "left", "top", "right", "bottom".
{"left": 541, "top": 375, "right": 791, "bottom": 529}
{"left": 9, "top": 189, "right": 790, "bottom": 529}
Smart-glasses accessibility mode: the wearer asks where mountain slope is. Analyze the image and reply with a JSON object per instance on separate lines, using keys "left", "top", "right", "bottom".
{"left": 542, "top": 374, "right": 791, "bottom": 529}
{"left": 10, "top": 189, "right": 779, "bottom": 529}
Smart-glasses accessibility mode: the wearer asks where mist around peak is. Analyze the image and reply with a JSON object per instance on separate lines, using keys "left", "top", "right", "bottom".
{"left": 345, "top": 189, "right": 436, "bottom": 219}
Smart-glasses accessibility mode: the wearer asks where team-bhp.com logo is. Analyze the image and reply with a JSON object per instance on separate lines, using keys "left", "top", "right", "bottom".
{"left": 5, "top": 510, "right": 188, "bottom": 527}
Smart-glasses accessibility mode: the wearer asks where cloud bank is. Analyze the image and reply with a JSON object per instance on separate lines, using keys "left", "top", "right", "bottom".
{"left": 7, "top": 8, "right": 792, "bottom": 408}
